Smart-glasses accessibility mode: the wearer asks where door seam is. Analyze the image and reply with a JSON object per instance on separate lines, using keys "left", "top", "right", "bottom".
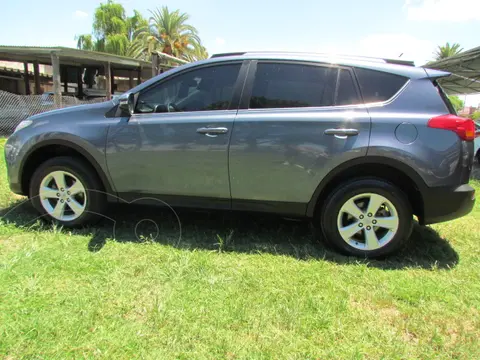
{"left": 227, "top": 61, "right": 252, "bottom": 204}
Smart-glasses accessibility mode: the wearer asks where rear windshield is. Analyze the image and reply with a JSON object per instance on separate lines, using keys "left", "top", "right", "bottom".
{"left": 354, "top": 68, "right": 408, "bottom": 103}
{"left": 434, "top": 81, "right": 457, "bottom": 115}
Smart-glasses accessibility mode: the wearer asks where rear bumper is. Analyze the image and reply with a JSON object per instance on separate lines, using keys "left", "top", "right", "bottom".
{"left": 422, "top": 184, "right": 475, "bottom": 225}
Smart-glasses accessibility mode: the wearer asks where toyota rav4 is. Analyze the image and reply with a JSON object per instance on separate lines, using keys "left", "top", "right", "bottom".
{"left": 4, "top": 52, "right": 477, "bottom": 257}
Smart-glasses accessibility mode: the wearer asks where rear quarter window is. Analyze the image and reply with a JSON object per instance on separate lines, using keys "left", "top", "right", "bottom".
{"left": 354, "top": 68, "right": 408, "bottom": 103}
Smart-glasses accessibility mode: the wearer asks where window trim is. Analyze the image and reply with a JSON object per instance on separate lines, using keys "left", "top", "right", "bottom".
{"left": 333, "top": 67, "right": 362, "bottom": 107}
{"left": 434, "top": 80, "right": 457, "bottom": 115}
{"left": 240, "top": 60, "right": 364, "bottom": 111}
{"left": 133, "top": 60, "right": 249, "bottom": 116}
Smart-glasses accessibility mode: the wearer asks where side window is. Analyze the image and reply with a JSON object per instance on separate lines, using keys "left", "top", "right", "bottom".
{"left": 335, "top": 69, "right": 361, "bottom": 106}
{"left": 249, "top": 63, "right": 335, "bottom": 109}
{"left": 136, "top": 64, "right": 241, "bottom": 113}
{"left": 354, "top": 68, "right": 408, "bottom": 103}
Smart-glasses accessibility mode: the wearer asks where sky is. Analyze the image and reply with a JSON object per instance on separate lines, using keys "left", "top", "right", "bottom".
{"left": 1, "top": 0, "right": 479, "bottom": 105}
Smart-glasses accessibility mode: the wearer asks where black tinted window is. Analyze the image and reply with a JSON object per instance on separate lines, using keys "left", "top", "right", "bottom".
{"left": 336, "top": 69, "right": 361, "bottom": 105}
{"left": 249, "top": 63, "right": 334, "bottom": 109}
{"left": 355, "top": 68, "right": 408, "bottom": 103}
{"left": 136, "top": 64, "right": 241, "bottom": 113}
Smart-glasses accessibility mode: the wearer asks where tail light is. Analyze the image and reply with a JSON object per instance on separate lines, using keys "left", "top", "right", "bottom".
{"left": 427, "top": 114, "right": 476, "bottom": 141}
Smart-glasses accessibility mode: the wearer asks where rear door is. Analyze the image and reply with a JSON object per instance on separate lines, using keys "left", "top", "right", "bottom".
{"left": 229, "top": 60, "right": 371, "bottom": 214}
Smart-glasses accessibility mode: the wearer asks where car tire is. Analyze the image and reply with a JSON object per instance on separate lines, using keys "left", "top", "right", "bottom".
{"left": 29, "top": 156, "right": 107, "bottom": 227}
{"left": 318, "top": 178, "right": 413, "bottom": 258}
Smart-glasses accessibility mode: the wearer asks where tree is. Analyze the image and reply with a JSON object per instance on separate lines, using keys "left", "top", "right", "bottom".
{"left": 434, "top": 42, "right": 463, "bottom": 60}
{"left": 184, "top": 43, "right": 209, "bottom": 62}
{"left": 75, "top": 34, "right": 95, "bottom": 51}
{"left": 471, "top": 111, "right": 480, "bottom": 121}
{"left": 76, "top": 3, "right": 207, "bottom": 63}
{"left": 128, "top": 7, "right": 204, "bottom": 61}
{"left": 75, "top": 0, "right": 147, "bottom": 56}
{"left": 448, "top": 95, "right": 464, "bottom": 112}
{"left": 126, "top": 10, "right": 149, "bottom": 42}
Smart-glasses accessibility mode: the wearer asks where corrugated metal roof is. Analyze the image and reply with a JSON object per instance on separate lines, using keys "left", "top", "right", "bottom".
{"left": 424, "top": 46, "right": 480, "bottom": 95}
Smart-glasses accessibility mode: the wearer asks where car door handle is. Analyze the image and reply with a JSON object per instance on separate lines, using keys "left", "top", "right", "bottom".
{"left": 196, "top": 127, "right": 229, "bottom": 136}
{"left": 324, "top": 128, "right": 359, "bottom": 136}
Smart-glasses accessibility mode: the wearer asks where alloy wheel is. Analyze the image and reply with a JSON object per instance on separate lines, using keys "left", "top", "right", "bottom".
{"left": 336, "top": 193, "right": 399, "bottom": 251}
{"left": 39, "top": 170, "right": 87, "bottom": 221}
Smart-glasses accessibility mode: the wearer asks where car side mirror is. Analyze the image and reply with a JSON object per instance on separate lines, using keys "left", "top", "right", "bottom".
{"left": 119, "top": 93, "right": 135, "bottom": 115}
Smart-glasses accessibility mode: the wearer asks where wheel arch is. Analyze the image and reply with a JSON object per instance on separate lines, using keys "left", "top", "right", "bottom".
{"left": 307, "top": 156, "right": 428, "bottom": 223}
{"left": 19, "top": 139, "right": 114, "bottom": 197}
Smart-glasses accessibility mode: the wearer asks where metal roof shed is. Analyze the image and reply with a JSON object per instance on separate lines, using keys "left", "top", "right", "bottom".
{"left": 424, "top": 46, "right": 480, "bottom": 95}
{"left": 0, "top": 46, "right": 159, "bottom": 104}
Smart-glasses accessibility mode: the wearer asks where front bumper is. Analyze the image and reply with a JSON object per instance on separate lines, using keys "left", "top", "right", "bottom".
{"left": 422, "top": 184, "right": 476, "bottom": 225}
{"left": 4, "top": 133, "right": 26, "bottom": 195}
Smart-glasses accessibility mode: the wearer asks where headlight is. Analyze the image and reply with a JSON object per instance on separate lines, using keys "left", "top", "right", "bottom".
{"left": 14, "top": 120, "right": 33, "bottom": 133}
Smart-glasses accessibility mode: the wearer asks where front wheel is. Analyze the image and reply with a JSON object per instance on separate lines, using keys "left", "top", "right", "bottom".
{"left": 318, "top": 178, "right": 413, "bottom": 258}
{"left": 29, "top": 156, "right": 107, "bottom": 227}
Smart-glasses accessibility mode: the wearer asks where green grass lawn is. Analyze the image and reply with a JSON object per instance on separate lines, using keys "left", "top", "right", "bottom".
{"left": 0, "top": 137, "right": 479, "bottom": 359}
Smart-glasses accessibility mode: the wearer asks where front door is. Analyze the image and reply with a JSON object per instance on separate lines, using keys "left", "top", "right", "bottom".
{"left": 106, "top": 62, "right": 244, "bottom": 206}
{"left": 229, "top": 61, "right": 371, "bottom": 214}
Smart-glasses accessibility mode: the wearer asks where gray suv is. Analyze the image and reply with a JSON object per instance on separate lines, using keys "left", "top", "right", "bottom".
{"left": 4, "top": 52, "right": 477, "bottom": 257}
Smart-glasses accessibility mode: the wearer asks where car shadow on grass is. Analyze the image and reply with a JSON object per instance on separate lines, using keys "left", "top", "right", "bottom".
{"left": 1, "top": 200, "right": 459, "bottom": 271}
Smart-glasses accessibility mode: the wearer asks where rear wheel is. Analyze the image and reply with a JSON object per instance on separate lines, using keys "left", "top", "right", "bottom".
{"left": 29, "top": 156, "right": 107, "bottom": 227}
{"left": 318, "top": 178, "right": 413, "bottom": 258}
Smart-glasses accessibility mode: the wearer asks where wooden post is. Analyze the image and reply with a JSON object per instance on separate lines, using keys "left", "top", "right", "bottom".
{"left": 33, "top": 61, "right": 41, "bottom": 95}
{"left": 62, "top": 66, "right": 68, "bottom": 94}
{"left": 77, "top": 67, "right": 84, "bottom": 98}
{"left": 110, "top": 67, "right": 115, "bottom": 95}
{"left": 129, "top": 70, "right": 134, "bottom": 89}
{"left": 152, "top": 53, "right": 159, "bottom": 77}
{"left": 23, "top": 62, "right": 30, "bottom": 95}
{"left": 51, "top": 52, "right": 62, "bottom": 107}
{"left": 104, "top": 62, "right": 112, "bottom": 100}
{"left": 137, "top": 67, "right": 142, "bottom": 85}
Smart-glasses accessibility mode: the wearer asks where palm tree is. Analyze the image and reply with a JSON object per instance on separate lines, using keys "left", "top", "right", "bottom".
{"left": 126, "top": 10, "right": 149, "bottom": 42}
{"left": 184, "top": 43, "right": 209, "bottom": 62}
{"left": 434, "top": 42, "right": 463, "bottom": 60}
{"left": 128, "top": 7, "right": 203, "bottom": 61}
{"left": 127, "top": 33, "right": 158, "bottom": 61}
